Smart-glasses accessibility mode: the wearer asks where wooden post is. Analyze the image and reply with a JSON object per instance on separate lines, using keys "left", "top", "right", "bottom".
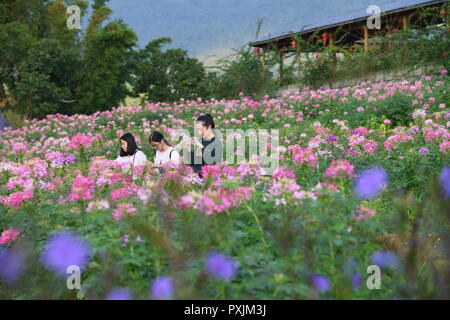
{"left": 402, "top": 15, "right": 408, "bottom": 31}
{"left": 262, "top": 47, "right": 266, "bottom": 67}
{"left": 297, "top": 48, "right": 302, "bottom": 80}
{"left": 362, "top": 25, "right": 369, "bottom": 53}
{"left": 279, "top": 49, "right": 284, "bottom": 85}
{"left": 329, "top": 32, "right": 336, "bottom": 79}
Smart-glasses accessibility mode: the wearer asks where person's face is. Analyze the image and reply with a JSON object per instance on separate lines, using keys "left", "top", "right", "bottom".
{"left": 121, "top": 139, "right": 128, "bottom": 153}
{"left": 151, "top": 140, "right": 162, "bottom": 151}
{"left": 195, "top": 121, "right": 208, "bottom": 137}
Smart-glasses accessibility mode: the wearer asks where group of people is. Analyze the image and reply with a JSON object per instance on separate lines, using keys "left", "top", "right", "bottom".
{"left": 115, "top": 114, "right": 222, "bottom": 178}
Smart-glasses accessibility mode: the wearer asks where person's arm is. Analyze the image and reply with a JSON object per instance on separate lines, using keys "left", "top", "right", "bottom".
{"left": 151, "top": 151, "right": 162, "bottom": 167}
{"left": 134, "top": 151, "right": 147, "bottom": 166}
{"left": 170, "top": 149, "right": 181, "bottom": 163}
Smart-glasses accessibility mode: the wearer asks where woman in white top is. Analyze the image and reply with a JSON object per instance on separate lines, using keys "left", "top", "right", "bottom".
{"left": 148, "top": 131, "right": 180, "bottom": 173}
{"left": 115, "top": 133, "right": 147, "bottom": 176}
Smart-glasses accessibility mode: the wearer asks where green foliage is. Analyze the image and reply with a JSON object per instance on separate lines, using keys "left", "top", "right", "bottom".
{"left": 207, "top": 46, "right": 274, "bottom": 99}
{"left": 132, "top": 38, "right": 210, "bottom": 103}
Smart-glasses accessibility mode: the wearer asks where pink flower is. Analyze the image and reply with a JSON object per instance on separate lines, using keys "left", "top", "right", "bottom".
{"left": 112, "top": 202, "right": 137, "bottom": 221}
{"left": 176, "top": 193, "right": 196, "bottom": 210}
{"left": 69, "top": 133, "right": 93, "bottom": 150}
{"left": 1, "top": 190, "right": 34, "bottom": 209}
{"left": 363, "top": 140, "right": 378, "bottom": 154}
{"left": 0, "top": 229, "right": 20, "bottom": 245}
{"left": 352, "top": 206, "right": 376, "bottom": 220}
{"left": 325, "top": 160, "right": 356, "bottom": 179}
{"left": 67, "top": 175, "right": 95, "bottom": 201}
{"left": 195, "top": 187, "right": 252, "bottom": 215}
{"left": 13, "top": 143, "right": 27, "bottom": 153}
{"left": 288, "top": 145, "right": 318, "bottom": 167}
{"left": 201, "top": 165, "right": 222, "bottom": 181}
{"left": 439, "top": 141, "right": 450, "bottom": 153}
{"left": 110, "top": 187, "right": 131, "bottom": 202}
{"left": 440, "top": 69, "right": 448, "bottom": 75}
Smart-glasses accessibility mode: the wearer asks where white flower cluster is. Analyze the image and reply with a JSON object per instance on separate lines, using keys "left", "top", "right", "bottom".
{"left": 412, "top": 108, "right": 427, "bottom": 120}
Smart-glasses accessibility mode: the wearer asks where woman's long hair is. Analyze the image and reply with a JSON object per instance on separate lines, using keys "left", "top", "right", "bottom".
{"left": 119, "top": 133, "right": 140, "bottom": 157}
{"left": 149, "top": 131, "right": 171, "bottom": 146}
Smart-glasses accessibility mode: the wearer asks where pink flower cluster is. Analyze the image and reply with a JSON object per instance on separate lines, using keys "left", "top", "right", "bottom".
{"left": 325, "top": 160, "right": 356, "bottom": 179}
{"left": 439, "top": 140, "right": 450, "bottom": 153}
{"left": 0, "top": 229, "right": 21, "bottom": 245}
{"left": 352, "top": 206, "right": 376, "bottom": 220}
{"left": 112, "top": 202, "right": 137, "bottom": 221}
{"left": 384, "top": 131, "right": 413, "bottom": 151}
{"left": 424, "top": 127, "right": 449, "bottom": 143}
{"left": 67, "top": 175, "right": 95, "bottom": 201}
{"left": 194, "top": 187, "right": 252, "bottom": 215}
{"left": 0, "top": 190, "right": 34, "bottom": 209}
{"left": 69, "top": 133, "right": 93, "bottom": 150}
{"left": 288, "top": 145, "right": 318, "bottom": 167}
{"left": 176, "top": 193, "right": 197, "bottom": 210}
{"left": 13, "top": 143, "right": 27, "bottom": 153}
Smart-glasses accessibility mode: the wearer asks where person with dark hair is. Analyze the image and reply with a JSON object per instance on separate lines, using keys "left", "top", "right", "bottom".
{"left": 115, "top": 133, "right": 147, "bottom": 171}
{"left": 149, "top": 131, "right": 180, "bottom": 166}
{"left": 191, "top": 113, "right": 222, "bottom": 177}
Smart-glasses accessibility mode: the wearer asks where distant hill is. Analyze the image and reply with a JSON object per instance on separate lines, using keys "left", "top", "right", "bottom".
{"left": 106, "top": 0, "right": 376, "bottom": 65}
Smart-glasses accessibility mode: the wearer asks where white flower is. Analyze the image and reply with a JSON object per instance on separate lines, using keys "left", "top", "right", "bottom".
{"left": 412, "top": 108, "right": 426, "bottom": 120}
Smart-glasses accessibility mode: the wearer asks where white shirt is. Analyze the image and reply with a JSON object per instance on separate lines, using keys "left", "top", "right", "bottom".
{"left": 115, "top": 150, "right": 147, "bottom": 168}
{"left": 154, "top": 147, "right": 180, "bottom": 165}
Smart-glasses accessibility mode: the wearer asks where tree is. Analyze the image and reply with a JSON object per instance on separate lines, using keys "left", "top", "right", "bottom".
{"left": 132, "top": 37, "right": 210, "bottom": 103}
{"left": 75, "top": 18, "right": 137, "bottom": 114}
{"left": 1, "top": 0, "right": 137, "bottom": 118}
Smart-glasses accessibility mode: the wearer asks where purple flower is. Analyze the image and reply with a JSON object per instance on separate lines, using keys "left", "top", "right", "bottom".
{"left": 64, "top": 153, "right": 76, "bottom": 164}
{"left": 310, "top": 274, "right": 331, "bottom": 292}
{"left": 371, "top": 251, "right": 399, "bottom": 269}
{"left": 150, "top": 276, "right": 173, "bottom": 300}
{"left": 205, "top": 252, "right": 237, "bottom": 281}
{"left": 351, "top": 272, "right": 362, "bottom": 288}
{"left": 40, "top": 231, "right": 91, "bottom": 276}
{"left": 439, "top": 166, "right": 450, "bottom": 198}
{"left": 408, "top": 126, "right": 420, "bottom": 136}
{"left": 418, "top": 147, "right": 429, "bottom": 155}
{"left": 344, "top": 148, "right": 359, "bottom": 157}
{"left": 343, "top": 258, "right": 361, "bottom": 288}
{"left": 354, "top": 167, "right": 388, "bottom": 199}
{"left": 325, "top": 135, "right": 338, "bottom": 143}
{"left": 106, "top": 287, "right": 133, "bottom": 300}
{"left": 0, "top": 249, "right": 25, "bottom": 282}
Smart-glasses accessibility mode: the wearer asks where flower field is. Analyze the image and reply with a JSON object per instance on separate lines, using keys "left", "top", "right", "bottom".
{"left": 0, "top": 70, "right": 449, "bottom": 300}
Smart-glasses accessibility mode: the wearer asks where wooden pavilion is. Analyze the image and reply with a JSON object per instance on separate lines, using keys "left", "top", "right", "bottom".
{"left": 248, "top": 0, "right": 449, "bottom": 83}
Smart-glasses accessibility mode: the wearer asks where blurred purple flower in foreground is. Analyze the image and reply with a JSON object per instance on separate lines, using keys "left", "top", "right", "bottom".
{"left": 352, "top": 272, "right": 362, "bottom": 289}
{"left": 439, "top": 166, "right": 450, "bottom": 198}
{"left": 150, "top": 276, "right": 173, "bottom": 300}
{"left": 40, "top": 231, "right": 91, "bottom": 276}
{"left": 354, "top": 167, "right": 388, "bottom": 199}
{"left": 343, "top": 257, "right": 361, "bottom": 289}
{"left": 310, "top": 274, "right": 331, "bottom": 292}
{"left": 205, "top": 252, "right": 237, "bottom": 281}
{"left": 371, "top": 251, "right": 399, "bottom": 269}
{"left": 0, "top": 249, "right": 25, "bottom": 282}
{"left": 106, "top": 287, "right": 133, "bottom": 300}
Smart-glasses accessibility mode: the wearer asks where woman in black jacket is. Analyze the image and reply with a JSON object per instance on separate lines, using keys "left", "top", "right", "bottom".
{"left": 191, "top": 114, "right": 222, "bottom": 177}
